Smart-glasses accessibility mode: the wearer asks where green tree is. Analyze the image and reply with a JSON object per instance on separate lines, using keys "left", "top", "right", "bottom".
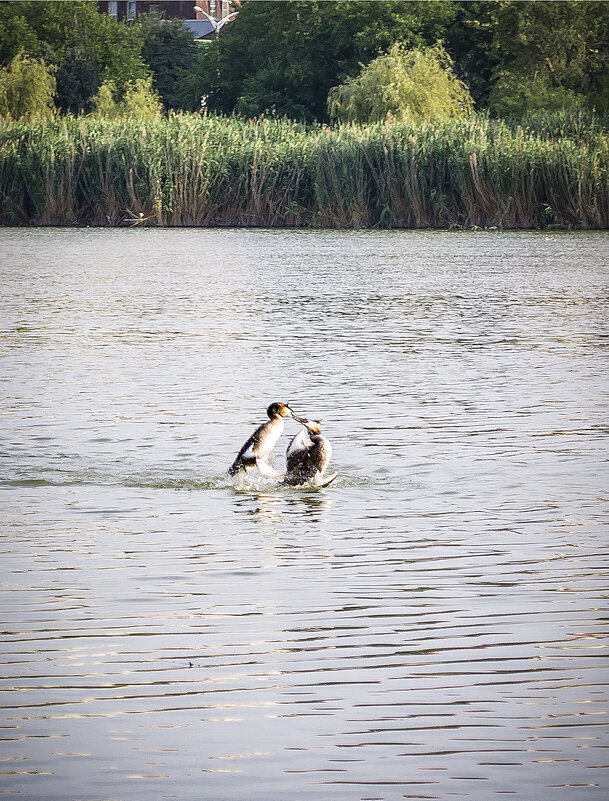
{"left": 55, "top": 46, "right": 100, "bottom": 114}
{"left": 486, "top": 1, "right": 609, "bottom": 116}
{"left": 174, "top": 43, "right": 214, "bottom": 112}
{"left": 0, "top": 52, "right": 56, "bottom": 119}
{"left": 195, "top": 0, "right": 460, "bottom": 121}
{"left": 442, "top": 1, "right": 504, "bottom": 109}
{"left": 0, "top": 10, "right": 38, "bottom": 65}
{"left": 92, "top": 10, "right": 148, "bottom": 92}
{"left": 0, "top": 1, "right": 147, "bottom": 110}
{"left": 139, "top": 14, "right": 199, "bottom": 110}
{"left": 328, "top": 43, "right": 473, "bottom": 124}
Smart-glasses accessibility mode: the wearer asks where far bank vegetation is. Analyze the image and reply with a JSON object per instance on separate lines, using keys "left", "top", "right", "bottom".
{"left": 1, "top": 112, "right": 607, "bottom": 229}
{"left": 1, "top": 1, "right": 608, "bottom": 230}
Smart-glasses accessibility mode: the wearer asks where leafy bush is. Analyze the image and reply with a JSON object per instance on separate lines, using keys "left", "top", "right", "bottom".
{"left": 489, "top": 69, "right": 586, "bottom": 118}
{"left": 91, "top": 77, "right": 162, "bottom": 121}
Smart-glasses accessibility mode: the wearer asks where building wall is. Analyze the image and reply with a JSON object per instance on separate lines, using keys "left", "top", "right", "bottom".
{"left": 194, "top": 2, "right": 235, "bottom": 22}
{"left": 98, "top": 1, "right": 235, "bottom": 21}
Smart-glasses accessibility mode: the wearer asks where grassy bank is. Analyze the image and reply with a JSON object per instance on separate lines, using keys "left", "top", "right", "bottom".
{"left": 1, "top": 112, "right": 607, "bottom": 228}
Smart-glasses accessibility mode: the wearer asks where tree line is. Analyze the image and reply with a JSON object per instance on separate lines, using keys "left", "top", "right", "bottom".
{"left": 0, "top": 0, "right": 608, "bottom": 122}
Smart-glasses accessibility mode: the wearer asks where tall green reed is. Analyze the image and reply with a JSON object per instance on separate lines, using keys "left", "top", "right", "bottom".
{"left": 0, "top": 112, "right": 606, "bottom": 228}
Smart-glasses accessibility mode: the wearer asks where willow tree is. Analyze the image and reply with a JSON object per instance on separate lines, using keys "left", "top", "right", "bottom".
{"left": 0, "top": 53, "right": 56, "bottom": 119}
{"left": 328, "top": 43, "right": 473, "bottom": 124}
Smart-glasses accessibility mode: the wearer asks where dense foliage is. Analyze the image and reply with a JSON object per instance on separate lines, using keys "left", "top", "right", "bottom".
{"left": 196, "top": 0, "right": 609, "bottom": 120}
{"left": 491, "top": 1, "right": 609, "bottom": 114}
{"left": 1, "top": 112, "right": 606, "bottom": 229}
{"left": 139, "top": 14, "right": 200, "bottom": 111}
{"left": 0, "top": 1, "right": 607, "bottom": 120}
{"left": 0, "top": 0, "right": 147, "bottom": 113}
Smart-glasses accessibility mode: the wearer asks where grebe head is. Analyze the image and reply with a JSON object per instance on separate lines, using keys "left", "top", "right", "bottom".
{"left": 267, "top": 402, "right": 295, "bottom": 419}
{"left": 298, "top": 418, "right": 322, "bottom": 435}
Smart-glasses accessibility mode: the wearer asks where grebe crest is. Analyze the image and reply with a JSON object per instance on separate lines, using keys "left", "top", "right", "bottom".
{"left": 267, "top": 402, "right": 294, "bottom": 419}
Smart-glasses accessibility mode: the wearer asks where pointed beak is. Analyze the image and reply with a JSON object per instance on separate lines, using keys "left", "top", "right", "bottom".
{"left": 288, "top": 408, "right": 307, "bottom": 425}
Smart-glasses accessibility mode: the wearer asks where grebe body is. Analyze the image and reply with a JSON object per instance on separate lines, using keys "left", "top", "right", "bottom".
{"left": 228, "top": 402, "right": 295, "bottom": 479}
{"left": 283, "top": 419, "right": 337, "bottom": 487}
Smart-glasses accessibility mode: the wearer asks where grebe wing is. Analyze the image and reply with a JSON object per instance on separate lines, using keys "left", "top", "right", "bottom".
{"left": 286, "top": 429, "right": 310, "bottom": 456}
{"left": 316, "top": 471, "right": 338, "bottom": 488}
{"left": 227, "top": 422, "right": 266, "bottom": 475}
{"left": 283, "top": 446, "right": 319, "bottom": 484}
{"left": 255, "top": 459, "right": 283, "bottom": 479}
{"left": 286, "top": 429, "right": 311, "bottom": 472}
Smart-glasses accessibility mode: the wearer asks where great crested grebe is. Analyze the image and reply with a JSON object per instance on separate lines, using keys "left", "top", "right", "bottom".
{"left": 283, "top": 418, "right": 338, "bottom": 487}
{"left": 228, "top": 402, "right": 298, "bottom": 479}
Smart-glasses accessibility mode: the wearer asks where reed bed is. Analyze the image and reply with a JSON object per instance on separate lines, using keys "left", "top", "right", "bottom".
{"left": 0, "top": 112, "right": 607, "bottom": 228}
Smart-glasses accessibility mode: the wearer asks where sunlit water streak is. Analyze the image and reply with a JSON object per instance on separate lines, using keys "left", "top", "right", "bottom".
{"left": 1, "top": 228, "right": 608, "bottom": 800}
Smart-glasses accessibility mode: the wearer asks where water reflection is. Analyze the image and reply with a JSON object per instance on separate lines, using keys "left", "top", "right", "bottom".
{"left": 243, "top": 490, "right": 333, "bottom": 528}
{"left": 283, "top": 491, "right": 333, "bottom": 520}
{"left": 241, "top": 492, "right": 284, "bottom": 530}
{"left": 1, "top": 228, "right": 608, "bottom": 801}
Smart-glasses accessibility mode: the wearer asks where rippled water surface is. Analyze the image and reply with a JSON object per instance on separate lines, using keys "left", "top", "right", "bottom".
{"left": 1, "top": 228, "right": 608, "bottom": 800}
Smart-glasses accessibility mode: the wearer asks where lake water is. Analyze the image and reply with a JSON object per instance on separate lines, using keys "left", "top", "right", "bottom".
{"left": 1, "top": 227, "right": 608, "bottom": 801}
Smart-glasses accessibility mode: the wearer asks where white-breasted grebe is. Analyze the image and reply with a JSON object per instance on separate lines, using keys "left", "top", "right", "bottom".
{"left": 283, "top": 418, "right": 337, "bottom": 487}
{"left": 228, "top": 402, "right": 298, "bottom": 479}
